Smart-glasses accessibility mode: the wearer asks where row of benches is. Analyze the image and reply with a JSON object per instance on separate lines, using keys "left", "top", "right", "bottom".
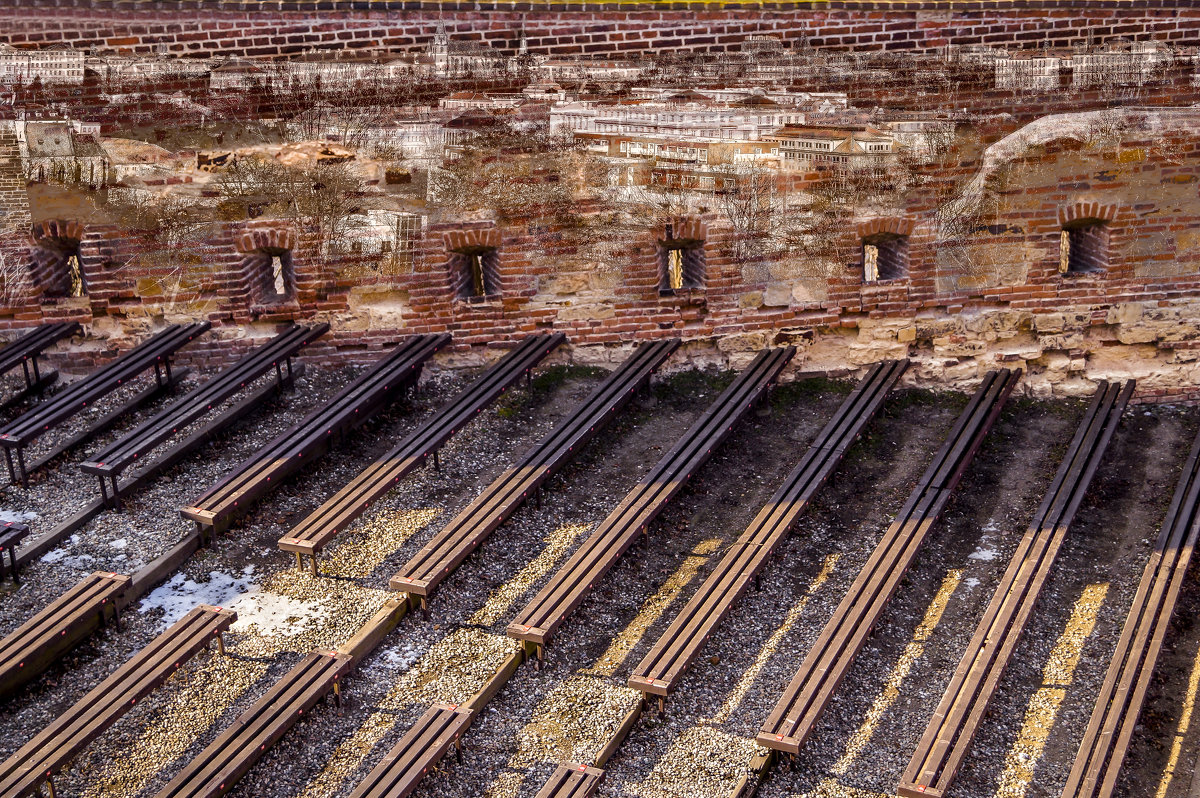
{"left": 899, "top": 379, "right": 1134, "bottom": 798}
{"left": 0, "top": 322, "right": 208, "bottom": 485}
{"left": 757, "top": 368, "right": 1019, "bottom": 754}
{"left": 0, "top": 605, "right": 235, "bottom": 798}
{"left": 508, "top": 346, "right": 796, "bottom": 655}
{"left": 0, "top": 322, "right": 80, "bottom": 412}
{"left": 1061, "top": 407, "right": 1200, "bottom": 797}
{"left": 628, "top": 359, "right": 909, "bottom": 706}
{"left": 279, "top": 332, "right": 567, "bottom": 573}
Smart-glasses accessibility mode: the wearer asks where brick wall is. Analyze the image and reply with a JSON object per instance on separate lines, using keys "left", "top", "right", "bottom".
{"left": 2, "top": 2, "right": 1199, "bottom": 60}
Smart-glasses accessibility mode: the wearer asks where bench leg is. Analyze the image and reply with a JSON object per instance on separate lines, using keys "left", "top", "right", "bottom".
{"left": 216, "top": 632, "right": 226, "bottom": 657}
{"left": 310, "top": 553, "right": 319, "bottom": 578}
{"left": 45, "top": 776, "right": 57, "bottom": 798}
{"left": 9, "top": 548, "right": 18, "bottom": 585}
{"left": 295, "top": 552, "right": 303, "bottom": 571}
{"left": 3, "top": 447, "right": 14, "bottom": 486}
{"left": 657, "top": 696, "right": 665, "bottom": 716}
{"left": 433, "top": 450, "right": 440, "bottom": 472}
{"left": 16, "top": 446, "right": 27, "bottom": 488}
{"left": 20, "top": 359, "right": 32, "bottom": 390}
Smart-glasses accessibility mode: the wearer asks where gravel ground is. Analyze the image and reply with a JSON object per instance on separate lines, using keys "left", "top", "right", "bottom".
{"left": 0, "top": 364, "right": 1197, "bottom": 798}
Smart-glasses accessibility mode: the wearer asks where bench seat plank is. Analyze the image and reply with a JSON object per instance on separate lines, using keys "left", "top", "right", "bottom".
{"left": 390, "top": 338, "right": 678, "bottom": 596}
{"left": 628, "top": 359, "right": 908, "bottom": 698}
{"left": 0, "top": 604, "right": 234, "bottom": 798}
{"left": 347, "top": 703, "right": 475, "bottom": 798}
{"left": 534, "top": 764, "right": 606, "bottom": 798}
{"left": 757, "top": 369, "right": 1019, "bottom": 755}
{"left": 507, "top": 346, "right": 795, "bottom": 648}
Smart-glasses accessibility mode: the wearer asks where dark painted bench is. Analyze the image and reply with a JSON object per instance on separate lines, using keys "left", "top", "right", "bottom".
{"left": 0, "top": 520, "right": 29, "bottom": 582}
{"left": 0, "top": 570, "right": 131, "bottom": 700}
{"left": 757, "top": 368, "right": 1019, "bottom": 755}
{"left": 390, "top": 338, "right": 678, "bottom": 601}
{"left": 1060, "top": 389, "right": 1200, "bottom": 798}
{"left": 346, "top": 703, "right": 475, "bottom": 798}
{"left": 181, "top": 333, "right": 449, "bottom": 539}
{"left": 629, "top": 359, "right": 909, "bottom": 706}
{"left": 507, "top": 346, "right": 796, "bottom": 656}
{"left": 278, "top": 332, "right": 566, "bottom": 574}
{"left": 535, "top": 764, "right": 606, "bottom": 798}
{"left": 899, "top": 379, "right": 1132, "bottom": 798}
{"left": 81, "top": 324, "right": 328, "bottom": 506}
{"left": 0, "top": 322, "right": 210, "bottom": 485}
{"left": 0, "top": 604, "right": 235, "bottom": 798}
{"left": 0, "top": 322, "right": 81, "bottom": 411}
{"left": 154, "top": 650, "right": 352, "bottom": 798}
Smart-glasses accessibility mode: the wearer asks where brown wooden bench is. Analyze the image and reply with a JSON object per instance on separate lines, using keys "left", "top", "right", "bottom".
{"left": 0, "top": 322, "right": 81, "bottom": 411}
{"left": 534, "top": 764, "right": 606, "bottom": 798}
{"left": 153, "top": 650, "right": 352, "bottom": 798}
{"left": 181, "top": 333, "right": 449, "bottom": 539}
{"left": 1059, "top": 393, "right": 1200, "bottom": 798}
{"left": 0, "top": 322, "right": 209, "bottom": 485}
{"left": 279, "top": 332, "right": 566, "bottom": 574}
{"left": 507, "top": 346, "right": 796, "bottom": 657}
{"left": 0, "top": 520, "right": 29, "bottom": 582}
{"left": 628, "top": 359, "right": 909, "bottom": 706}
{"left": 346, "top": 703, "right": 475, "bottom": 798}
{"left": 757, "top": 368, "right": 1019, "bottom": 755}
{"left": 898, "top": 379, "right": 1133, "bottom": 798}
{"left": 390, "top": 338, "right": 679, "bottom": 601}
{"left": 81, "top": 324, "right": 328, "bottom": 506}
{"left": 0, "top": 604, "right": 234, "bottom": 798}
{"left": 0, "top": 570, "right": 131, "bottom": 700}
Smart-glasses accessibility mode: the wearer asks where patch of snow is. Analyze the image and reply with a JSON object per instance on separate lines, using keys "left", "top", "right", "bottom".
{"left": 964, "top": 577, "right": 981, "bottom": 589}
{"left": 0, "top": 509, "right": 37, "bottom": 523}
{"left": 110, "top": 538, "right": 128, "bottom": 549}
{"left": 369, "top": 642, "right": 423, "bottom": 672}
{"left": 138, "top": 570, "right": 327, "bottom": 635}
{"left": 39, "top": 549, "right": 96, "bottom": 569}
{"left": 138, "top": 571, "right": 255, "bottom": 629}
{"left": 968, "top": 547, "right": 1000, "bottom": 562}
{"left": 225, "top": 590, "right": 328, "bottom": 636}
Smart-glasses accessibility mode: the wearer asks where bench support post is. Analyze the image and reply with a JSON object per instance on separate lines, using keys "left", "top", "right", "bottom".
{"left": 216, "top": 632, "right": 226, "bottom": 657}
{"left": 310, "top": 553, "right": 319, "bottom": 577}
{"left": 295, "top": 552, "right": 303, "bottom": 571}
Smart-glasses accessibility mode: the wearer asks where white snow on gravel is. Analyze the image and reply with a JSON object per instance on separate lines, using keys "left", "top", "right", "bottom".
{"left": 139, "top": 567, "right": 328, "bottom": 635}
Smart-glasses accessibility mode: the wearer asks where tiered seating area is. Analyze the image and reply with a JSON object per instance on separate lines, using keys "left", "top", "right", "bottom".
{"left": 507, "top": 346, "right": 795, "bottom": 654}
{"left": 898, "top": 380, "right": 1133, "bottom": 798}
{"left": 0, "top": 322, "right": 209, "bottom": 484}
{"left": 279, "top": 332, "right": 566, "bottom": 573}
{"left": 390, "top": 338, "right": 679, "bottom": 602}
{"left": 181, "top": 333, "right": 449, "bottom": 538}
{"left": 757, "top": 368, "right": 1019, "bottom": 754}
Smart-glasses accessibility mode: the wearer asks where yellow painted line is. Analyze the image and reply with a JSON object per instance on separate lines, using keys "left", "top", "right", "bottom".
{"left": 994, "top": 583, "right": 1109, "bottom": 798}
{"left": 705, "top": 553, "right": 840, "bottom": 725}
{"left": 585, "top": 537, "right": 723, "bottom": 677}
{"left": 833, "top": 568, "right": 963, "bottom": 775}
{"left": 1154, "top": 635, "right": 1200, "bottom": 798}
{"left": 469, "top": 522, "right": 592, "bottom": 627}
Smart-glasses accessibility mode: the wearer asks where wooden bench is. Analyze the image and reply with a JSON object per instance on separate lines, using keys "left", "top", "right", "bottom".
{"left": 756, "top": 368, "right": 1019, "bottom": 755}
{"left": 534, "top": 764, "right": 606, "bottom": 798}
{"left": 0, "top": 322, "right": 209, "bottom": 485}
{"left": 345, "top": 703, "right": 475, "bottom": 798}
{"left": 0, "top": 322, "right": 81, "bottom": 411}
{"left": 154, "top": 650, "right": 352, "bottom": 798}
{"left": 898, "top": 379, "right": 1133, "bottom": 798}
{"left": 628, "top": 359, "right": 909, "bottom": 705}
{"left": 390, "top": 338, "right": 679, "bottom": 601}
{"left": 0, "top": 570, "right": 131, "bottom": 700}
{"left": 0, "top": 520, "right": 29, "bottom": 582}
{"left": 507, "top": 346, "right": 796, "bottom": 656}
{"left": 279, "top": 332, "right": 566, "bottom": 574}
{"left": 0, "top": 604, "right": 234, "bottom": 798}
{"left": 1059, "top": 393, "right": 1200, "bottom": 798}
{"left": 181, "top": 333, "right": 449, "bottom": 539}
{"left": 81, "top": 324, "right": 328, "bottom": 506}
